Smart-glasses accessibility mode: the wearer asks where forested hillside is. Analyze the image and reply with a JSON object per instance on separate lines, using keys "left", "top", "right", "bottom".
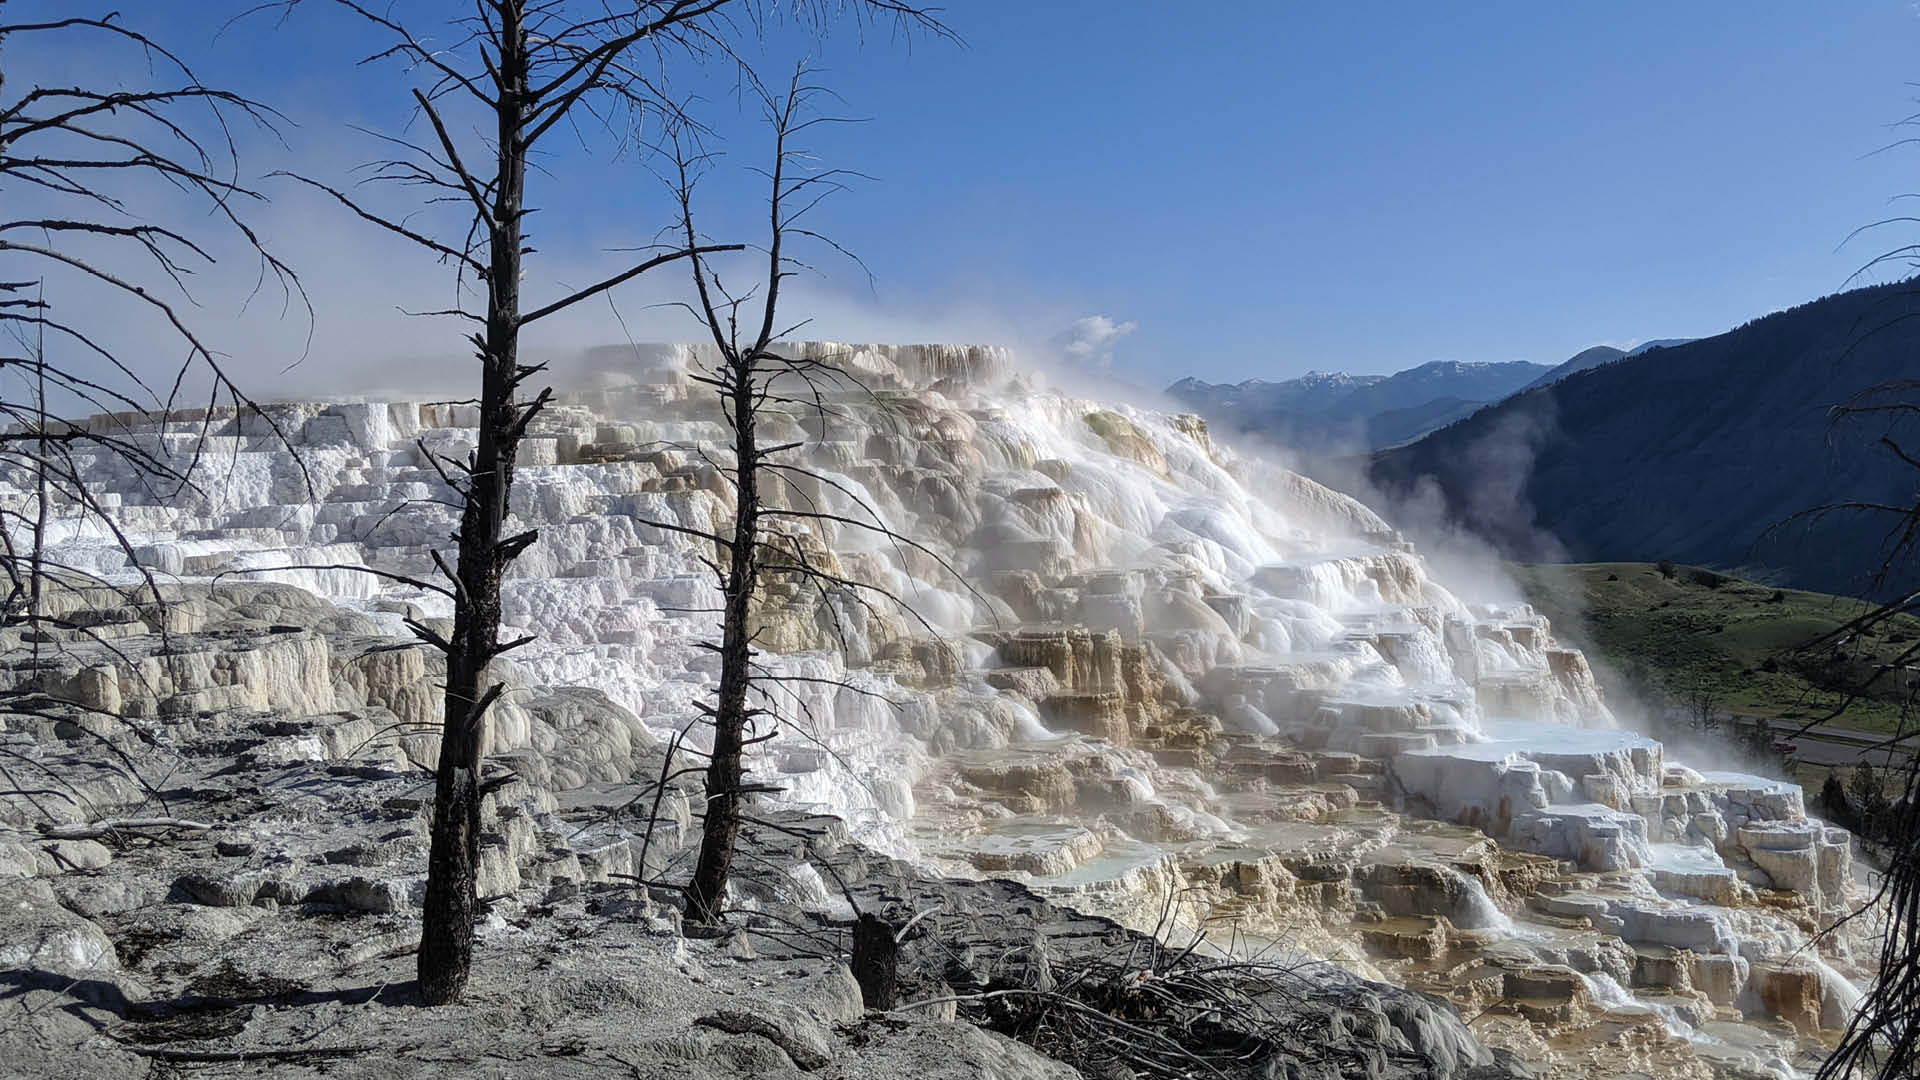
{"left": 1370, "top": 282, "right": 1920, "bottom": 597}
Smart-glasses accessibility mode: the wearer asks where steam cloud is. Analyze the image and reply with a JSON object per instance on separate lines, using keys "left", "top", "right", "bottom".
{"left": 1053, "top": 314, "right": 1139, "bottom": 370}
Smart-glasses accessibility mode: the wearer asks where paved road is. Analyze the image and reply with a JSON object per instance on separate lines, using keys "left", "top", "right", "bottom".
{"left": 1707, "top": 711, "right": 1914, "bottom": 768}
{"left": 1784, "top": 735, "right": 1903, "bottom": 768}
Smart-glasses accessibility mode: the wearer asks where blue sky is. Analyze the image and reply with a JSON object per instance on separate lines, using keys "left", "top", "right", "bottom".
{"left": 16, "top": 1, "right": 1920, "bottom": 387}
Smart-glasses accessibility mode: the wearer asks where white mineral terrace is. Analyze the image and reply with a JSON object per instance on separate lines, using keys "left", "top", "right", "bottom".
{"left": 8, "top": 343, "right": 1877, "bottom": 1077}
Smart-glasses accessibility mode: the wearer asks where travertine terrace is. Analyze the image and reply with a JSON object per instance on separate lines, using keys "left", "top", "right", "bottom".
{"left": 0, "top": 343, "right": 1876, "bottom": 1078}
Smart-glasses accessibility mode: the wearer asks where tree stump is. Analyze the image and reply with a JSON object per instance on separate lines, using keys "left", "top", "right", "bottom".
{"left": 851, "top": 912, "right": 899, "bottom": 1010}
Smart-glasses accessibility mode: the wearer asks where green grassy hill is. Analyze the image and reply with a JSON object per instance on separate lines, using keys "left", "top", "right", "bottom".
{"left": 1508, "top": 561, "right": 1920, "bottom": 733}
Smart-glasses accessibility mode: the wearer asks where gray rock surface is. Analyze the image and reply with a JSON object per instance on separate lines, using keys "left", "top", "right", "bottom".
{"left": 0, "top": 592, "right": 1518, "bottom": 1079}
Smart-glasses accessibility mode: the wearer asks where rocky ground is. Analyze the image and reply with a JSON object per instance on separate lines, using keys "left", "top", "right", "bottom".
{"left": 0, "top": 584, "right": 1526, "bottom": 1079}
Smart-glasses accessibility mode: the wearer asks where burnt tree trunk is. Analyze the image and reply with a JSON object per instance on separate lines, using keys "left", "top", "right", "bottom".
{"left": 686, "top": 352, "right": 760, "bottom": 924}
{"left": 851, "top": 913, "right": 899, "bottom": 1010}
{"left": 418, "top": 2, "right": 529, "bottom": 1006}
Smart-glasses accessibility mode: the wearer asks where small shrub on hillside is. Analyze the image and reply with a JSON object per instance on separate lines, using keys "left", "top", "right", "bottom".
{"left": 1849, "top": 764, "right": 1892, "bottom": 842}
{"left": 1820, "top": 773, "right": 1854, "bottom": 828}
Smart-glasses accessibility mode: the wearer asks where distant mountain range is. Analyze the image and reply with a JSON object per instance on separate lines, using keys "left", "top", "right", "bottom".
{"left": 1364, "top": 284, "right": 1917, "bottom": 597}
{"left": 1167, "top": 359, "right": 1556, "bottom": 452}
{"left": 1168, "top": 340, "right": 1707, "bottom": 455}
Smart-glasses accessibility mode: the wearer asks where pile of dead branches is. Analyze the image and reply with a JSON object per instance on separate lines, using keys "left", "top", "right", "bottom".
{"left": 941, "top": 922, "right": 1343, "bottom": 1080}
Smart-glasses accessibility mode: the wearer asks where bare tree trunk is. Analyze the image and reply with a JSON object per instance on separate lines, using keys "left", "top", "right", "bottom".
{"left": 686, "top": 353, "right": 759, "bottom": 924}
{"left": 851, "top": 912, "right": 900, "bottom": 1010}
{"left": 418, "top": 2, "right": 527, "bottom": 1006}
{"left": 29, "top": 278, "right": 46, "bottom": 631}
{"left": 671, "top": 65, "right": 964, "bottom": 925}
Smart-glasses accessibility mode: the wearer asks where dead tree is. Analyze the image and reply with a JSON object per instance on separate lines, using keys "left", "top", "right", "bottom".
{"left": 264, "top": 0, "right": 946, "bottom": 1003}
{"left": 656, "top": 67, "right": 974, "bottom": 925}
{"left": 851, "top": 911, "right": 901, "bottom": 1008}
{"left": 1795, "top": 379, "right": 1920, "bottom": 1080}
{"left": 0, "top": 7, "right": 303, "bottom": 816}
{"left": 1681, "top": 673, "right": 1722, "bottom": 733}
{"left": 0, "top": 6, "right": 301, "bottom": 595}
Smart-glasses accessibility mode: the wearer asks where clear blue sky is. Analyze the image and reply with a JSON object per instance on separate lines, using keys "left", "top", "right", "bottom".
{"left": 18, "top": 1, "right": 1920, "bottom": 385}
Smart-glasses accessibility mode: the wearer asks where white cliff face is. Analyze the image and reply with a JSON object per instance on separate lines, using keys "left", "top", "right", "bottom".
{"left": 3, "top": 341, "right": 1871, "bottom": 1077}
